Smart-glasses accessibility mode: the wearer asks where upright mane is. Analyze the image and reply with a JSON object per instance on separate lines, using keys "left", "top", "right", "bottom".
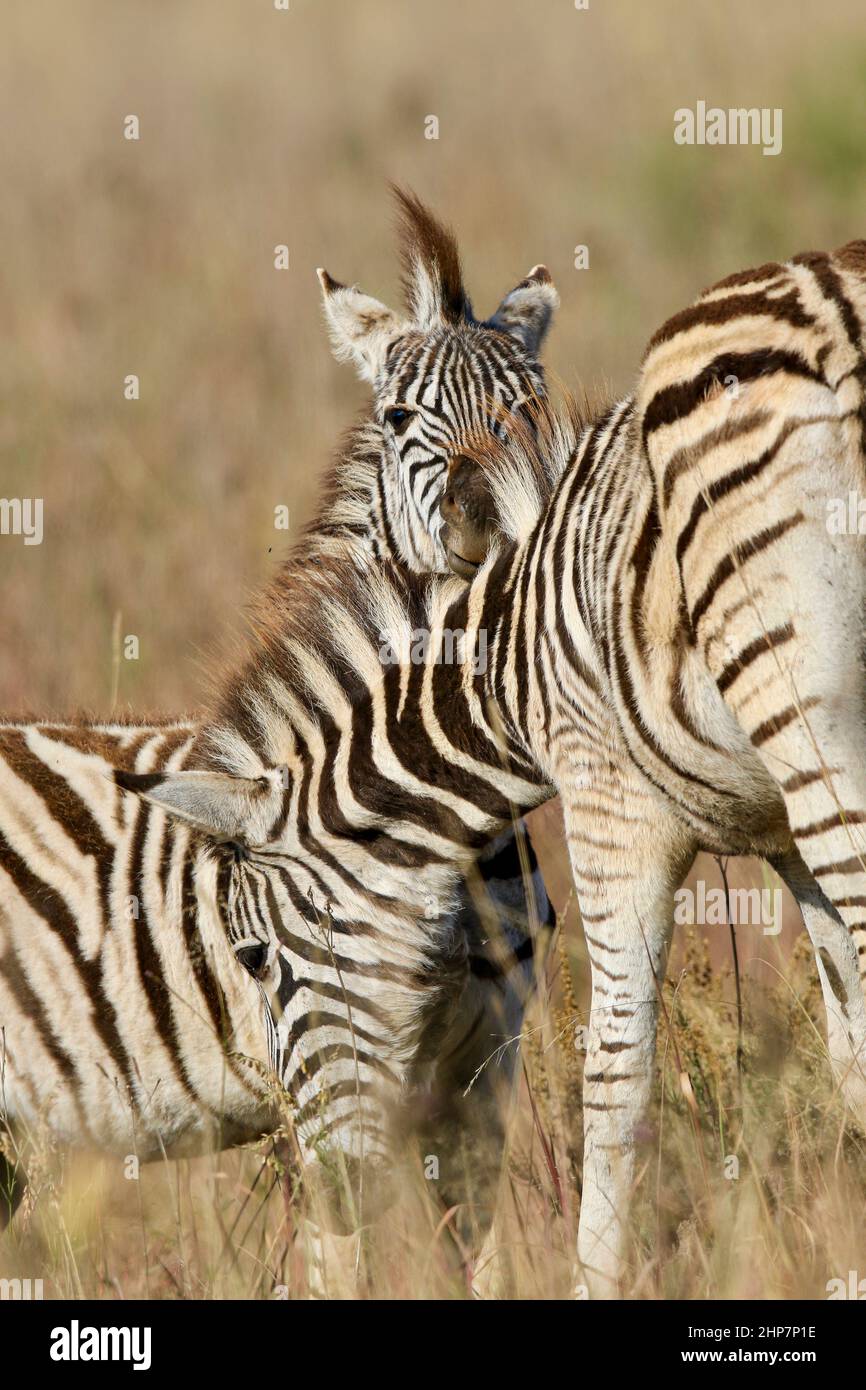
{"left": 192, "top": 444, "right": 444, "bottom": 778}
{"left": 392, "top": 185, "right": 472, "bottom": 325}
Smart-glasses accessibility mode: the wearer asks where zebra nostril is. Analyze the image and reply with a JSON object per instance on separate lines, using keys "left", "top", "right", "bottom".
{"left": 441, "top": 490, "right": 462, "bottom": 522}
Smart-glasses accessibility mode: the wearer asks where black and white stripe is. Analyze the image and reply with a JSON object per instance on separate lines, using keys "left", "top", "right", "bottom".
{"left": 433, "top": 238, "right": 866, "bottom": 1293}
{"left": 0, "top": 197, "right": 560, "bottom": 1239}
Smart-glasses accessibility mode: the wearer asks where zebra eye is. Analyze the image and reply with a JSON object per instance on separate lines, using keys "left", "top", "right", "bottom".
{"left": 385, "top": 406, "right": 413, "bottom": 433}
{"left": 236, "top": 943, "right": 268, "bottom": 979}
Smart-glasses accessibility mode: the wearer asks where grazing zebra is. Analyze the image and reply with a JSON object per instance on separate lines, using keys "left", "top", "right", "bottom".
{"left": 434, "top": 240, "right": 866, "bottom": 1294}
{"left": 0, "top": 707, "right": 541, "bottom": 1237}
{"left": 0, "top": 194, "right": 559, "bottom": 1246}
{"left": 0, "top": 717, "right": 273, "bottom": 1184}
{"left": 109, "top": 567, "right": 553, "bottom": 1234}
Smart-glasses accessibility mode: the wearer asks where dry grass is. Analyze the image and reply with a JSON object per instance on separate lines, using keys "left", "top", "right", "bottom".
{"left": 3, "top": 0, "right": 866, "bottom": 1300}
{"left": 4, "top": 919, "right": 865, "bottom": 1300}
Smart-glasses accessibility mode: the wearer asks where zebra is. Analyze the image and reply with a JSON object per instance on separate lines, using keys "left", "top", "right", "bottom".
{"left": 0, "top": 195, "right": 560, "bottom": 1253}
{"left": 0, "top": 707, "right": 538, "bottom": 1248}
{"left": 0, "top": 619, "right": 541, "bottom": 1248}
{"left": 315, "top": 186, "right": 559, "bottom": 577}
{"left": 107, "top": 563, "right": 554, "bottom": 1238}
{"left": 0, "top": 717, "right": 272, "bottom": 1188}
{"left": 427, "top": 239, "right": 866, "bottom": 1294}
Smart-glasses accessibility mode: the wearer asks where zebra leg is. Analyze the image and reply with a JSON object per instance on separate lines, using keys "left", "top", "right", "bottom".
{"left": 721, "top": 671, "right": 866, "bottom": 1123}
{"left": 302, "top": 1222, "right": 364, "bottom": 1299}
{"left": 418, "top": 973, "right": 525, "bottom": 1293}
{"left": 724, "top": 678, "right": 866, "bottom": 1119}
{"left": 685, "top": 415, "right": 866, "bottom": 979}
{"left": 560, "top": 754, "right": 696, "bottom": 1298}
{"left": 694, "top": 517, "right": 866, "bottom": 1098}
{"left": 684, "top": 435, "right": 866, "bottom": 1105}
{"left": 419, "top": 836, "right": 549, "bottom": 1297}
{"left": 772, "top": 847, "right": 866, "bottom": 1115}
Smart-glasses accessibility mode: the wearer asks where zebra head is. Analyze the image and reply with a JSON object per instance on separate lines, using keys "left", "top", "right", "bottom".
{"left": 318, "top": 189, "right": 559, "bottom": 575}
{"left": 438, "top": 392, "right": 580, "bottom": 576}
{"left": 115, "top": 764, "right": 466, "bottom": 1232}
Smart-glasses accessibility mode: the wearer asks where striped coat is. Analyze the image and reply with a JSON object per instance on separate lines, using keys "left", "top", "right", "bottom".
{"left": 0, "top": 719, "right": 271, "bottom": 1162}
{"left": 437, "top": 239, "right": 866, "bottom": 1293}
{"left": 0, "top": 493, "right": 551, "bottom": 1215}
{"left": 0, "top": 192, "right": 560, "bottom": 1234}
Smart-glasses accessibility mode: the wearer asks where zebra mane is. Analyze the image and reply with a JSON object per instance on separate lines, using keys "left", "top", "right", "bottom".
{"left": 462, "top": 388, "right": 593, "bottom": 544}
{"left": 195, "top": 386, "right": 607, "bottom": 778}
{"left": 392, "top": 184, "right": 473, "bottom": 326}
{"left": 305, "top": 415, "right": 387, "bottom": 562}
{"left": 194, "top": 485, "right": 446, "bottom": 777}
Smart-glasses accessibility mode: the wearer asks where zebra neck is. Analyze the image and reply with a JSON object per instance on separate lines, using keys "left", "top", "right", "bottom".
{"left": 304, "top": 418, "right": 393, "bottom": 563}
{"left": 194, "top": 539, "right": 548, "bottom": 859}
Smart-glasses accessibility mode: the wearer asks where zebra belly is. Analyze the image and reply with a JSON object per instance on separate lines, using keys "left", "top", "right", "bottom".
{"left": 614, "top": 640, "right": 793, "bottom": 856}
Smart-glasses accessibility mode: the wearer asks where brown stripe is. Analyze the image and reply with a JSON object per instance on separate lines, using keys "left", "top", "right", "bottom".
{"left": 813, "top": 855, "right": 866, "bottom": 879}
{"left": 646, "top": 287, "right": 816, "bottom": 353}
{"left": 716, "top": 622, "right": 795, "bottom": 694}
{"left": 793, "top": 249, "right": 863, "bottom": 352}
{"left": 643, "top": 348, "right": 821, "bottom": 444}
{"left": 793, "top": 810, "right": 866, "bottom": 838}
{"left": 4, "top": 733, "right": 115, "bottom": 933}
{"left": 834, "top": 240, "right": 866, "bottom": 276}
{"left": 676, "top": 410, "right": 807, "bottom": 569}
{"left": 662, "top": 409, "right": 771, "bottom": 511}
{"left": 583, "top": 1071, "right": 641, "bottom": 1084}
{"left": 782, "top": 766, "right": 839, "bottom": 794}
{"left": 0, "top": 835, "right": 138, "bottom": 1096}
{"left": 700, "top": 262, "right": 785, "bottom": 295}
{"left": 751, "top": 697, "right": 819, "bottom": 748}
{"left": 127, "top": 800, "right": 205, "bottom": 1108}
{"left": 0, "top": 939, "right": 88, "bottom": 1131}
{"left": 690, "top": 512, "right": 805, "bottom": 632}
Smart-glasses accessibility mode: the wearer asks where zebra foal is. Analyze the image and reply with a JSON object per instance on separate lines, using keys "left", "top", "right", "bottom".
{"left": 0, "top": 195, "right": 559, "bottom": 1262}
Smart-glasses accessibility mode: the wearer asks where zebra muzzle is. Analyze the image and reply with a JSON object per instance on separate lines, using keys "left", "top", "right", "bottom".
{"left": 440, "top": 455, "right": 495, "bottom": 577}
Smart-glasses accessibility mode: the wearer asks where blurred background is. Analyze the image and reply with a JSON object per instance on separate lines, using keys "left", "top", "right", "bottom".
{"left": 2, "top": 0, "right": 866, "bottom": 987}
{"left": 3, "top": 0, "right": 866, "bottom": 1303}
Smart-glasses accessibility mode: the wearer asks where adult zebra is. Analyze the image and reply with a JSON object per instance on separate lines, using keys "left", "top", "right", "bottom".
{"left": 428, "top": 239, "right": 866, "bottom": 1293}
{"left": 0, "top": 195, "right": 559, "bottom": 1249}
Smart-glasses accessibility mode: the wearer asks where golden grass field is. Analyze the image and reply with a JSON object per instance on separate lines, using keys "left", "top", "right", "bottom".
{"left": 3, "top": 0, "right": 866, "bottom": 1299}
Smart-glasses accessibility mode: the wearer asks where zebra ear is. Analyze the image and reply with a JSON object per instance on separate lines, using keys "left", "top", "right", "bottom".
{"left": 317, "top": 268, "right": 407, "bottom": 384}
{"left": 488, "top": 265, "right": 559, "bottom": 355}
{"left": 113, "top": 768, "right": 285, "bottom": 845}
